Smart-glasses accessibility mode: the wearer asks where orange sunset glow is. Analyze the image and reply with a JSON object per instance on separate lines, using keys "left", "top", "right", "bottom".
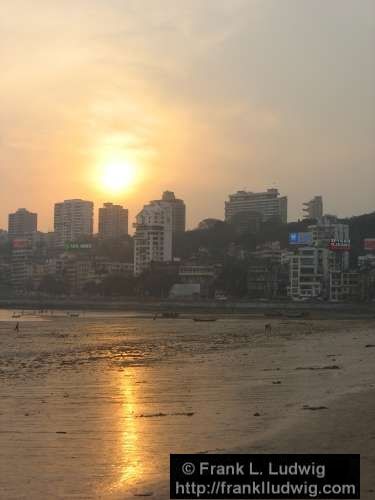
{"left": 1, "top": 0, "right": 375, "bottom": 231}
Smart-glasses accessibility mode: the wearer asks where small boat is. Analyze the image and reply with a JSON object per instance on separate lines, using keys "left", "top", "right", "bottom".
{"left": 12, "top": 313, "right": 22, "bottom": 319}
{"left": 67, "top": 312, "right": 80, "bottom": 318}
{"left": 153, "top": 312, "right": 179, "bottom": 319}
{"left": 193, "top": 317, "right": 217, "bottom": 322}
{"left": 162, "top": 312, "right": 179, "bottom": 319}
{"left": 285, "top": 311, "right": 309, "bottom": 319}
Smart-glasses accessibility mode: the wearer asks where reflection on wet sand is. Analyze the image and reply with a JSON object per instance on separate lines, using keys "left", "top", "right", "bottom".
{"left": 119, "top": 372, "right": 142, "bottom": 486}
{"left": 101, "top": 369, "right": 144, "bottom": 497}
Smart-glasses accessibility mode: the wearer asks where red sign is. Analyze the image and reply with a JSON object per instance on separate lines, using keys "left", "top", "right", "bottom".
{"left": 364, "top": 238, "right": 375, "bottom": 251}
{"left": 12, "top": 239, "right": 31, "bottom": 249}
{"left": 328, "top": 239, "right": 351, "bottom": 252}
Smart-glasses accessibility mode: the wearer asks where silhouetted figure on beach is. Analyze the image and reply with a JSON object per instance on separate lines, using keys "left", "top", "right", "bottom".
{"left": 265, "top": 323, "right": 272, "bottom": 336}
{"left": 15, "top": 322, "right": 20, "bottom": 332}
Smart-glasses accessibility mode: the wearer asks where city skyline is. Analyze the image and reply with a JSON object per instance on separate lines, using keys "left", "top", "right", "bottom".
{"left": 2, "top": 0, "right": 375, "bottom": 230}
{"left": 0, "top": 187, "right": 373, "bottom": 235}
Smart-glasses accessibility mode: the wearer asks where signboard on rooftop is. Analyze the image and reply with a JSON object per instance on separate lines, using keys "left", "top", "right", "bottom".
{"left": 64, "top": 242, "right": 92, "bottom": 251}
{"left": 364, "top": 238, "right": 375, "bottom": 251}
{"left": 12, "top": 239, "right": 31, "bottom": 249}
{"left": 289, "top": 232, "right": 312, "bottom": 245}
{"left": 328, "top": 239, "right": 351, "bottom": 252}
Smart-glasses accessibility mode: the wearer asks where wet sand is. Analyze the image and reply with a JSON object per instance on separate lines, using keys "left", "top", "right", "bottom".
{"left": 0, "top": 313, "right": 374, "bottom": 499}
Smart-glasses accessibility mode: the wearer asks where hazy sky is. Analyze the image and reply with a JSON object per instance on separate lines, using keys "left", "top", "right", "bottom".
{"left": 1, "top": 0, "right": 374, "bottom": 231}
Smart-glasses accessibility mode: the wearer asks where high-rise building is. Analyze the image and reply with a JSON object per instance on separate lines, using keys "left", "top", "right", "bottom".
{"left": 151, "top": 191, "right": 186, "bottom": 233}
{"left": 225, "top": 188, "right": 287, "bottom": 224}
{"left": 8, "top": 208, "right": 37, "bottom": 239}
{"left": 98, "top": 203, "right": 128, "bottom": 239}
{"left": 303, "top": 196, "right": 323, "bottom": 220}
{"left": 11, "top": 239, "right": 33, "bottom": 290}
{"left": 54, "top": 199, "right": 93, "bottom": 248}
{"left": 133, "top": 203, "right": 173, "bottom": 276}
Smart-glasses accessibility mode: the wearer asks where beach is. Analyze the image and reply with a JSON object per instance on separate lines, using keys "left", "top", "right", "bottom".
{"left": 0, "top": 311, "right": 374, "bottom": 499}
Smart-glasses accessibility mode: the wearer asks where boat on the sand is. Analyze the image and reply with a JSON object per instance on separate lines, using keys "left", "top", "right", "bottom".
{"left": 153, "top": 312, "right": 180, "bottom": 319}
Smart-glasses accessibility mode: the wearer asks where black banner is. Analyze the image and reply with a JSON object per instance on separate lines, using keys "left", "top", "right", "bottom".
{"left": 170, "top": 454, "right": 360, "bottom": 499}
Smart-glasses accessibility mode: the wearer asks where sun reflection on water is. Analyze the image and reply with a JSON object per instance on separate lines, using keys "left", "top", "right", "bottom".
{"left": 108, "top": 371, "right": 144, "bottom": 496}
{"left": 119, "top": 374, "right": 142, "bottom": 485}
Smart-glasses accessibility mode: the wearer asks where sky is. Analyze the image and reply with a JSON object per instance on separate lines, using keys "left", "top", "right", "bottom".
{"left": 1, "top": 0, "right": 374, "bottom": 232}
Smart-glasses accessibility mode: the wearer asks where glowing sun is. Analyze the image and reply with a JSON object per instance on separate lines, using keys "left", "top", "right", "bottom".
{"left": 100, "top": 161, "right": 136, "bottom": 194}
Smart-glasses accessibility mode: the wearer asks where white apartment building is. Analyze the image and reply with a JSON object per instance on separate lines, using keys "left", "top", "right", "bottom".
{"left": 102, "top": 262, "right": 134, "bottom": 274}
{"left": 151, "top": 191, "right": 186, "bottom": 233}
{"left": 308, "top": 215, "right": 350, "bottom": 270}
{"left": 288, "top": 247, "right": 332, "bottom": 299}
{"left": 133, "top": 203, "right": 173, "bottom": 276}
{"left": 329, "top": 271, "right": 360, "bottom": 302}
{"left": 358, "top": 254, "right": 375, "bottom": 269}
{"left": 252, "top": 241, "right": 282, "bottom": 264}
{"left": 225, "top": 188, "right": 287, "bottom": 223}
{"left": 54, "top": 199, "right": 94, "bottom": 248}
{"left": 287, "top": 214, "right": 354, "bottom": 301}
{"left": 308, "top": 215, "right": 349, "bottom": 245}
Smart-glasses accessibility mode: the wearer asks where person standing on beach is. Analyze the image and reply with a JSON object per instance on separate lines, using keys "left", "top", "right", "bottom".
{"left": 14, "top": 322, "right": 19, "bottom": 332}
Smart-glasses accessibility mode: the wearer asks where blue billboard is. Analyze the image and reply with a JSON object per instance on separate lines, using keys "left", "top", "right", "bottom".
{"left": 289, "top": 232, "right": 312, "bottom": 245}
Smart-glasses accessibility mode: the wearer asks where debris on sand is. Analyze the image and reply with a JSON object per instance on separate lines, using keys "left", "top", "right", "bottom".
{"left": 253, "top": 412, "right": 261, "bottom": 417}
{"left": 136, "top": 411, "right": 194, "bottom": 418}
{"left": 137, "top": 412, "right": 167, "bottom": 418}
{"left": 302, "top": 405, "right": 328, "bottom": 411}
{"left": 272, "top": 381, "right": 282, "bottom": 385}
{"left": 295, "top": 365, "right": 340, "bottom": 371}
{"left": 365, "top": 344, "right": 375, "bottom": 348}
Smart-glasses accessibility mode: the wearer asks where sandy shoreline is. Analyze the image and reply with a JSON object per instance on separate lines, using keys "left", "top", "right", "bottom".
{"left": 1, "top": 298, "right": 375, "bottom": 318}
{"left": 245, "top": 387, "right": 375, "bottom": 499}
{"left": 145, "top": 388, "right": 375, "bottom": 500}
{"left": 0, "top": 315, "right": 374, "bottom": 499}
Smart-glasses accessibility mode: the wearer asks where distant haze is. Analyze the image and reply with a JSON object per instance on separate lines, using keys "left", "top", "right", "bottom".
{"left": 1, "top": 0, "right": 374, "bottom": 231}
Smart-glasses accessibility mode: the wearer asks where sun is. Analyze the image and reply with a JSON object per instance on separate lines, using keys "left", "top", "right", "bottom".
{"left": 100, "top": 161, "right": 136, "bottom": 194}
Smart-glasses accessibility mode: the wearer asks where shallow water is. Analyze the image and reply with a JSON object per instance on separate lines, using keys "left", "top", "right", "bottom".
{"left": 0, "top": 312, "right": 374, "bottom": 498}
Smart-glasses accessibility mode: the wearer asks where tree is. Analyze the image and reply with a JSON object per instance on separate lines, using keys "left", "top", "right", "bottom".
{"left": 99, "top": 273, "right": 136, "bottom": 296}
{"left": 137, "top": 268, "right": 178, "bottom": 298}
{"left": 38, "top": 274, "right": 66, "bottom": 295}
